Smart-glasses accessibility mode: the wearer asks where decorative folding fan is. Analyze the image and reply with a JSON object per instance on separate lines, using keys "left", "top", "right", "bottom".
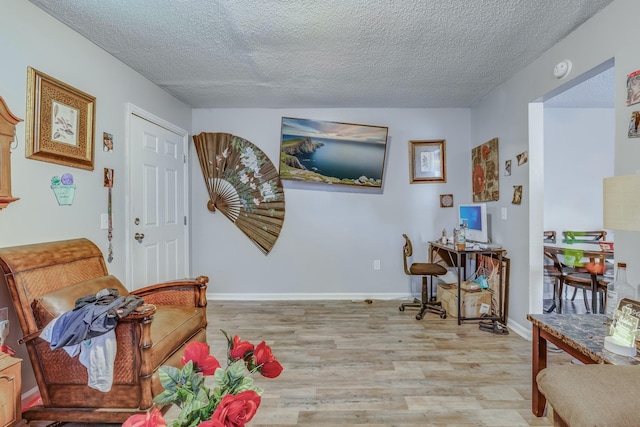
{"left": 193, "top": 132, "right": 285, "bottom": 255}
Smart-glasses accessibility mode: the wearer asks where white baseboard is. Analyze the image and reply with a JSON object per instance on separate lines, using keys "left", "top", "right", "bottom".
{"left": 208, "top": 292, "right": 412, "bottom": 301}
{"left": 506, "top": 317, "right": 531, "bottom": 340}
{"left": 21, "top": 385, "right": 41, "bottom": 409}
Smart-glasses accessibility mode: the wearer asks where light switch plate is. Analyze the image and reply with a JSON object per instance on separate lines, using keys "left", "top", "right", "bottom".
{"left": 501, "top": 207, "right": 508, "bottom": 220}
{"left": 100, "top": 213, "right": 109, "bottom": 229}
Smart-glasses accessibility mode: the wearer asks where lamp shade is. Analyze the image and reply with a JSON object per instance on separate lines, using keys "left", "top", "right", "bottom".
{"left": 603, "top": 174, "right": 640, "bottom": 231}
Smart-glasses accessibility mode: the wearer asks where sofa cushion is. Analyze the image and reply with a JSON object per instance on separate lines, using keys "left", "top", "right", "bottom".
{"left": 148, "top": 305, "right": 207, "bottom": 369}
{"left": 537, "top": 364, "right": 639, "bottom": 427}
{"left": 32, "top": 275, "right": 129, "bottom": 328}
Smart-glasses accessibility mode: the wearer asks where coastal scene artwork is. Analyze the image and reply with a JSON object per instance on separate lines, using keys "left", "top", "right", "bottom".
{"left": 279, "top": 117, "right": 388, "bottom": 188}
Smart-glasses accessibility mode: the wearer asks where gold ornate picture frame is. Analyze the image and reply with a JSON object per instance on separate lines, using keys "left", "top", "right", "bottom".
{"left": 409, "top": 139, "right": 446, "bottom": 183}
{"left": 26, "top": 67, "right": 96, "bottom": 170}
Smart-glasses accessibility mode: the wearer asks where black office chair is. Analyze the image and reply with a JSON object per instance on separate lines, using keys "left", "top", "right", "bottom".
{"left": 399, "top": 234, "right": 448, "bottom": 320}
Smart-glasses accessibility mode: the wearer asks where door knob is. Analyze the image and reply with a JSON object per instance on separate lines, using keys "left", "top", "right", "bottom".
{"left": 134, "top": 233, "right": 145, "bottom": 241}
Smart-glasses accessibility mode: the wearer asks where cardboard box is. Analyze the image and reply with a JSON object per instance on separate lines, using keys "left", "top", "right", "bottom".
{"left": 436, "top": 282, "right": 492, "bottom": 318}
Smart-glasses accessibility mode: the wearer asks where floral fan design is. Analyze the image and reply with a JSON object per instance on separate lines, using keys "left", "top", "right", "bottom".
{"left": 193, "top": 132, "right": 285, "bottom": 255}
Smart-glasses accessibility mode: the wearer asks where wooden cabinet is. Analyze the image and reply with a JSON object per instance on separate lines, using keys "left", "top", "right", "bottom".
{"left": 0, "top": 354, "right": 23, "bottom": 427}
{"left": 0, "top": 96, "right": 22, "bottom": 211}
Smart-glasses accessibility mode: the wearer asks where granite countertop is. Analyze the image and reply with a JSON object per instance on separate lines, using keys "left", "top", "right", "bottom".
{"left": 527, "top": 313, "right": 640, "bottom": 365}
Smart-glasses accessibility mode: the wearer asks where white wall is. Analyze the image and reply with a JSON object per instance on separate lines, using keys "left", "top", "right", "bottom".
{"left": 544, "top": 108, "right": 614, "bottom": 234}
{"left": 472, "top": 0, "right": 638, "bottom": 336}
{"left": 0, "top": 1, "right": 192, "bottom": 396}
{"left": 191, "top": 108, "right": 471, "bottom": 298}
{"left": 543, "top": 107, "right": 614, "bottom": 298}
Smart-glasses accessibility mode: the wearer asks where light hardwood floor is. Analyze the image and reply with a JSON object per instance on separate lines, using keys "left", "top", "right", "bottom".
{"left": 34, "top": 299, "right": 572, "bottom": 426}
{"left": 168, "top": 299, "right": 571, "bottom": 426}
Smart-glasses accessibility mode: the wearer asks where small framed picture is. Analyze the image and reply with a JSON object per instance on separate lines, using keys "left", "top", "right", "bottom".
{"left": 103, "top": 132, "right": 114, "bottom": 151}
{"left": 440, "top": 194, "right": 454, "bottom": 208}
{"left": 104, "top": 168, "right": 114, "bottom": 188}
{"left": 512, "top": 185, "right": 523, "bottom": 205}
{"left": 516, "top": 151, "right": 528, "bottom": 166}
{"left": 504, "top": 159, "right": 512, "bottom": 176}
{"left": 409, "top": 139, "right": 446, "bottom": 183}
{"left": 628, "top": 111, "right": 640, "bottom": 138}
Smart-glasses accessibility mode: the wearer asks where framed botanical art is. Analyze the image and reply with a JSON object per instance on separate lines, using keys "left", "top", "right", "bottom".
{"left": 279, "top": 117, "right": 388, "bottom": 188}
{"left": 472, "top": 138, "right": 499, "bottom": 202}
{"left": 25, "top": 67, "right": 96, "bottom": 170}
{"left": 409, "top": 139, "right": 446, "bottom": 183}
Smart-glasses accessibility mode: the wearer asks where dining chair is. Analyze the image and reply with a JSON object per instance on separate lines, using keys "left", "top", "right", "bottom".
{"left": 561, "top": 261, "right": 610, "bottom": 314}
{"left": 543, "top": 248, "right": 562, "bottom": 313}
{"left": 399, "top": 234, "right": 448, "bottom": 320}
{"left": 560, "top": 271, "right": 601, "bottom": 313}
{"left": 544, "top": 248, "right": 608, "bottom": 314}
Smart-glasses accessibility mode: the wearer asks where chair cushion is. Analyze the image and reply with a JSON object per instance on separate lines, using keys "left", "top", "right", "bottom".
{"left": 537, "top": 364, "right": 639, "bottom": 426}
{"left": 409, "top": 262, "right": 447, "bottom": 276}
{"left": 148, "top": 305, "right": 207, "bottom": 369}
{"left": 32, "top": 275, "right": 129, "bottom": 328}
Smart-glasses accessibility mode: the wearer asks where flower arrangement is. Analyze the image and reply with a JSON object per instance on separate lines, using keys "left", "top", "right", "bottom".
{"left": 123, "top": 330, "right": 283, "bottom": 427}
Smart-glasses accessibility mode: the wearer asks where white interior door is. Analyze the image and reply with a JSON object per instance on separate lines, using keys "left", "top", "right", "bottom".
{"left": 128, "top": 106, "right": 189, "bottom": 289}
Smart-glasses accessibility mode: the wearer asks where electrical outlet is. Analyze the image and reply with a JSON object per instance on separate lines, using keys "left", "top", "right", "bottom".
{"left": 100, "top": 213, "right": 109, "bottom": 229}
{"left": 373, "top": 259, "right": 381, "bottom": 270}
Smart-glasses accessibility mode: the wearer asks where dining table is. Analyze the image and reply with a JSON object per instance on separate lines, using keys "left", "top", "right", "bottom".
{"left": 543, "top": 245, "right": 614, "bottom": 314}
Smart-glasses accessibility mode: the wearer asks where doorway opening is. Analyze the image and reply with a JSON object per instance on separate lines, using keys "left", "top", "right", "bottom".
{"left": 529, "top": 58, "right": 615, "bottom": 315}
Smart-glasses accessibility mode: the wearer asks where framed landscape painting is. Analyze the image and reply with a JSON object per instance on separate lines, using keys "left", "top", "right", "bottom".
{"left": 279, "top": 117, "right": 388, "bottom": 188}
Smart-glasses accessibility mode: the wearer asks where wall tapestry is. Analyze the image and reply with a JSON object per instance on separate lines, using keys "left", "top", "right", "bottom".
{"left": 279, "top": 117, "right": 388, "bottom": 188}
{"left": 472, "top": 137, "right": 499, "bottom": 202}
{"left": 193, "top": 132, "right": 285, "bottom": 255}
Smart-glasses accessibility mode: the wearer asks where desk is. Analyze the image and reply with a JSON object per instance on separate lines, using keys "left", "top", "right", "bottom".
{"left": 527, "top": 313, "right": 639, "bottom": 417}
{"left": 429, "top": 241, "right": 508, "bottom": 327}
{"left": 543, "top": 245, "right": 613, "bottom": 314}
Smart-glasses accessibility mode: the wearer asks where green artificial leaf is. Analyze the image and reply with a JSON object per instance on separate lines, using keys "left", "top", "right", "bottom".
{"left": 213, "top": 366, "right": 227, "bottom": 387}
{"left": 182, "top": 360, "right": 195, "bottom": 378}
{"left": 158, "top": 365, "right": 182, "bottom": 390}
{"left": 226, "top": 360, "right": 246, "bottom": 382}
{"left": 232, "top": 376, "right": 255, "bottom": 393}
{"left": 153, "top": 389, "right": 179, "bottom": 405}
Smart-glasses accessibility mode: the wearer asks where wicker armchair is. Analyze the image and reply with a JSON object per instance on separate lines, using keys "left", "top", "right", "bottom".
{"left": 0, "top": 238, "right": 208, "bottom": 424}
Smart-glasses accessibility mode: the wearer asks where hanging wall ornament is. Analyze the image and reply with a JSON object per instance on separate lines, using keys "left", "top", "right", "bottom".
{"left": 193, "top": 132, "right": 285, "bottom": 255}
{"left": 104, "top": 168, "right": 114, "bottom": 262}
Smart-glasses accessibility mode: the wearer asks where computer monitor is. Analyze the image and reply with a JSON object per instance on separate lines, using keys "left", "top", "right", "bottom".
{"left": 458, "top": 203, "right": 488, "bottom": 243}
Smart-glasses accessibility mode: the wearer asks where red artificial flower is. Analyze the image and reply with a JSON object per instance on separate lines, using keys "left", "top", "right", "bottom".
{"left": 197, "top": 419, "right": 224, "bottom": 427}
{"left": 472, "top": 164, "right": 485, "bottom": 195}
{"left": 181, "top": 342, "right": 221, "bottom": 375}
{"left": 253, "top": 341, "right": 283, "bottom": 378}
{"left": 123, "top": 408, "right": 167, "bottom": 427}
{"left": 229, "top": 335, "right": 254, "bottom": 361}
{"left": 210, "top": 390, "right": 261, "bottom": 427}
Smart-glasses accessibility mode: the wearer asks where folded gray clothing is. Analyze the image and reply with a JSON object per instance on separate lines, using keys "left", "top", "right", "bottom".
{"left": 75, "top": 288, "right": 120, "bottom": 309}
{"left": 116, "top": 295, "right": 144, "bottom": 318}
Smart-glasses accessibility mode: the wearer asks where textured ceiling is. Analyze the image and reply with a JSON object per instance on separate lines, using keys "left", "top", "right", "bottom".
{"left": 545, "top": 66, "right": 614, "bottom": 108}
{"left": 28, "top": 0, "right": 614, "bottom": 108}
